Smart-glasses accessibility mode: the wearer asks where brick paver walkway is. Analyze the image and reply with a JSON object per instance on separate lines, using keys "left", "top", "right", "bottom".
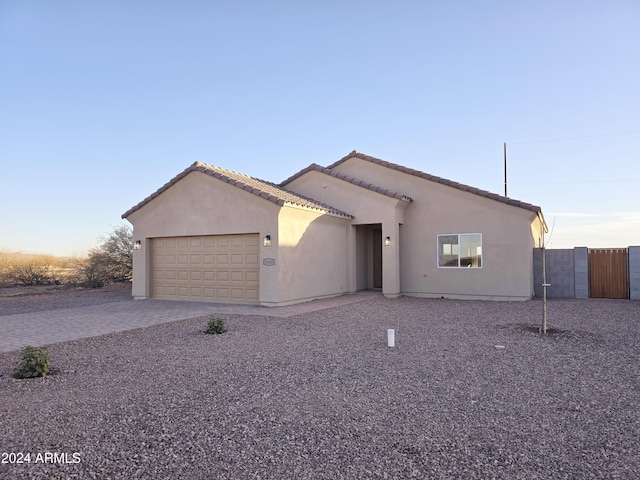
{"left": 0, "top": 292, "right": 378, "bottom": 353}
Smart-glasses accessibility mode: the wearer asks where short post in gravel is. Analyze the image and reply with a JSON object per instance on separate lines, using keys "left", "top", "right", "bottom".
{"left": 387, "top": 328, "right": 395, "bottom": 347}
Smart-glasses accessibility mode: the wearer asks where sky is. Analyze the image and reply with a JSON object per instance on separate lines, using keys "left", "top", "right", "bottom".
{"left": 1, "top": 1, "right": 639, "bottom": 256}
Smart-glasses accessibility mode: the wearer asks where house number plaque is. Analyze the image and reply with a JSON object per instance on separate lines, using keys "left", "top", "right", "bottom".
{"left": 263, "top": 258, "right": 275, "bottom": 266}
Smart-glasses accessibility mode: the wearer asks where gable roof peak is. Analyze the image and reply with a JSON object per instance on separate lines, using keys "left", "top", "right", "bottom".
{"left": 280, "top": 162, "right": 412, "bottom": 203}
{"left": 328, "top": 151, "right": 543, "bottom": 216}
{"left": 122, "top": 161, "right": 353, "bottom": 219}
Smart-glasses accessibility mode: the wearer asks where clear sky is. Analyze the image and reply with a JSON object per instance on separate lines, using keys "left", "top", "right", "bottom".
{"left": 1, "top": 1, "right": 639, "bottom": 256}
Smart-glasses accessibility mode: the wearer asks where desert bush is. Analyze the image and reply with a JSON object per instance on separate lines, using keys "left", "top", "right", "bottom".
{"left": 12, "top": 346, "right": 51, "bottom": 379}
{"left": 11, "top": 257, "right": 56, "bottom": 285}
{"left": 73, "top": 225, "right": 133, "bottom": 287}
{"left": 0, "top": 250, "right": 12, "bottom": 285}
{"left": 0, "top": 253, "right": 60, "bottom": 286}
{"left": 71, "top": 255, "right": 106, "bottom": 288}
{"left": 205, "top": 316, "right": 227, "bottom": 335}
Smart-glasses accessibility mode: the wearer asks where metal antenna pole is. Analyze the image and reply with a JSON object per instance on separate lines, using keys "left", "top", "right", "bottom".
{"left": 504, "top": 142, "right": 507, "bottom": 197}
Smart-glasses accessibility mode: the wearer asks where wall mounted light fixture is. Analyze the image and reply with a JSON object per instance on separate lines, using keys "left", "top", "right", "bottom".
{"left": 263, "top": 235, "right": 271, "bottom": 247}
{"left": 385, "top": 236, "right": 391, "bottom": 247}
{"left": 134, "top": 240, "right": 142, "bottom": 250}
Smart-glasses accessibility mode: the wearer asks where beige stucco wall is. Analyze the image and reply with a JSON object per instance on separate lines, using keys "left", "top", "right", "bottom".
{"left": 284, "top": 170, "right": 408, "bottom": 297}
{"left": 271, "top": 205, "right": 351, "bottom": 306}
{"left": 124, "top": 171, "right": 280, "bottom": 303}
{"left": 328, "top": 157, "right": 543, "bottom": 300}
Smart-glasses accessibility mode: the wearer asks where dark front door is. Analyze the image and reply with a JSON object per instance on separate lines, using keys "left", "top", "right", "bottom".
{"left": 373, "top": 228, "right": 382, "bottom": 289}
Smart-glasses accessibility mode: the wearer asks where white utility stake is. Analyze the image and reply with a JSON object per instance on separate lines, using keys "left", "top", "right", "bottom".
{"left": 387, "top": 329, "right": 395, "bottom": 347}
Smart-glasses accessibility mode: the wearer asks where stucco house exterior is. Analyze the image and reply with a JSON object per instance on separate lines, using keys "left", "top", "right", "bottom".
{"left": 122, "top": 151, "right": 547, "bottom": 305}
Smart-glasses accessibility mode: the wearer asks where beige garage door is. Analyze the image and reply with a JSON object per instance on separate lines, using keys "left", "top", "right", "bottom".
{"left": 151, "top": 234, "right": 259, "bottom": 303}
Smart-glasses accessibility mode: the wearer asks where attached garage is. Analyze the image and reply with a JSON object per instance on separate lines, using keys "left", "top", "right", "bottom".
{"left": 151, "top": 234, "right": 260, "bottom": 303}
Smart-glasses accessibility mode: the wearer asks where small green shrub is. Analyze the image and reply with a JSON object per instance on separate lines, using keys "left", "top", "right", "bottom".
{"left": 12, "top": 346, "right": 51, "bottom": 379}
{"left": 205, "top": 316, "right": 226, "bottom": 335}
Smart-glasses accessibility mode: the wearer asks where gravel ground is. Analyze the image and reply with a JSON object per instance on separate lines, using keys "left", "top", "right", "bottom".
{"left": 0, "top": 293, "right": 639, "bottom": 479}
{"left": 0, "top": 283, "right": 132, "bottom": 316}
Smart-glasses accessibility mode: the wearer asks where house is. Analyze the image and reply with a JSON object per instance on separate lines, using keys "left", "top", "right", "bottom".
{"left": 122, "top": 151, "right": 547, "bottom": 305}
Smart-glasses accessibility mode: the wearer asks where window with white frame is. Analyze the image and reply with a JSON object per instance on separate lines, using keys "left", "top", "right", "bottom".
{"left": 438, "top": 234, "right": 482, "bottom": 268}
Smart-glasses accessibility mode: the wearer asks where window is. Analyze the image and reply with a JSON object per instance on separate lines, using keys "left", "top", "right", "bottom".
{"left": 438, "top": 234, "right": 482, "bottom": 268}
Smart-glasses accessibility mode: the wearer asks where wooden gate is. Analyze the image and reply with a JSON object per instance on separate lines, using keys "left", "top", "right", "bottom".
{"left": 589, "top": 248, "right": 629, "bottom": 299}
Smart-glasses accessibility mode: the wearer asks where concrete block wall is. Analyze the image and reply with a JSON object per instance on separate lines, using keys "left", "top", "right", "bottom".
{"left": 574, "top": 247, "right": 589, "bottom": 298}
{"left": 630, "top": 246, "right": 640, "bottom": 300}
{"left": 534, "top": 246, "right": 637, "bottom": 300}
{"left": 533, "top": 248, "right": 575, "bottom": 298}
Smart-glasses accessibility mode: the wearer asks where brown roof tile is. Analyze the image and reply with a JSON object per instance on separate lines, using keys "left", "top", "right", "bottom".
{"left": 122, "top": 162, "right": 353, "bottom": 219}
{"left": 326, "top": 151, "right": 543, "bottom": 215}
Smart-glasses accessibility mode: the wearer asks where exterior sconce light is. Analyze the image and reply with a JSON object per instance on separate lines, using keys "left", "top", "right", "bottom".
{"left": 134, "top": 240, "right": 142, "bottom": 250}
{"left": 385, "top": 236, "right": 391, "bottom": 247}
{"left": 263, "top": 235, "right": 271, "bottom": 247}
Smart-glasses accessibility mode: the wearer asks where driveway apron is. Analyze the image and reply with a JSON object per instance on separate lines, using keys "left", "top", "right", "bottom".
{"left": 0, "top": 293, "right": 377, "bottom": 353}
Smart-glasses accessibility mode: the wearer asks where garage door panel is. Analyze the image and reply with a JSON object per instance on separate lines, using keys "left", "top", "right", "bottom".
{"left": 152, "top": 234, "right": 259, "bottom": 303}
{"left": 177, "top": 287, "right": 189, "bottom": 297}
{"left": 231, "top": 237, "right": 245, "bottom": 247}
{"left": 231, "top": 271, "right": 244, "bottom": 282}
{"left": 162, "top": 285, "right": 176, "bottom": 296}
{"left": 177, "top": 270, "right": 189, "bottom": 280}
{"left": 230, "top": 288, "right": 245, "bottom": 300}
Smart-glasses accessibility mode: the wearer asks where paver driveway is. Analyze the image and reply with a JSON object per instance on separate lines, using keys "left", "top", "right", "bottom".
{"left": 0, "top": 292, "right": 377, "bottom": 353}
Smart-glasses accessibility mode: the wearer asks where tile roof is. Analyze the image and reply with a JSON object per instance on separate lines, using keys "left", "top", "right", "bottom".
{"left": 328, "top": 151, "right": 544, "bottom": 215}
{"left": 121, "top": 162, "right": 354, "bottom": 219}
{"left": 280, "top": 163, "right": 413, "bottom": 203}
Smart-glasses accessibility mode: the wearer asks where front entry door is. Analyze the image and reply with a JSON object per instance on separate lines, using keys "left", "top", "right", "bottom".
{"left": 373, "top": 228, "right": 382, "bottom": 289}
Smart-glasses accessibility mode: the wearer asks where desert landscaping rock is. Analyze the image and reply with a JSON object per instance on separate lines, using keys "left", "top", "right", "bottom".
{"left": 0, "top": 290, "right": 638, "bottom": 479}
{"left": 0, "top": 283, "right": 132, "bottom": 316}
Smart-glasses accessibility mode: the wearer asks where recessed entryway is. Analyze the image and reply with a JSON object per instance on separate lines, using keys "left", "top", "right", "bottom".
{"left": 355, "top": 224, "right": 383, "bottom": 291}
